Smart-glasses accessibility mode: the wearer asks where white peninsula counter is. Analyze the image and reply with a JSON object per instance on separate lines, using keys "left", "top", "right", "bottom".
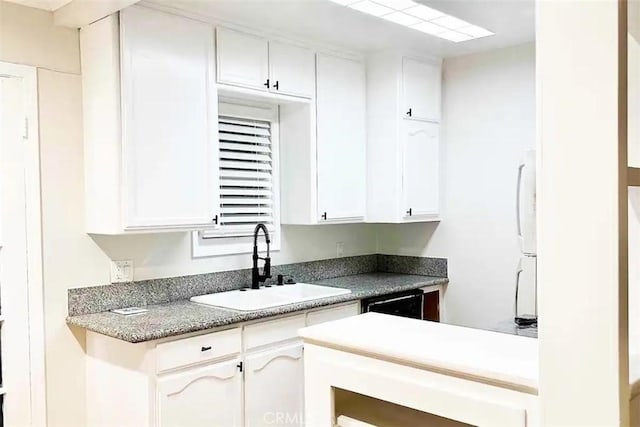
{"left": 299, "top": 313, "right": 540, "bottom": 427}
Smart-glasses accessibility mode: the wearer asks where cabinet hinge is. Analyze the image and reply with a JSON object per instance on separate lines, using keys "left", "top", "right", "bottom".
{"left": 237, "top": 361, "right": 243, "bottom": 372}
{"left": 23, "top": 117, "right": 29, "bottom": 139}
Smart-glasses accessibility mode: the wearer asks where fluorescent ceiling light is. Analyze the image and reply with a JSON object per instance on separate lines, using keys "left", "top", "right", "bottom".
{"left": 349, "top": 0, "right": 394, "bottom": 16}
{"left": 430, "top": 15, "right": 469, "bottom": 30}
{"left": 403, "top": 4, "right": 443, "bottom": 20}
{"left": 381, "top": 11, "right": 422, "bottom": 26}
{"left": 458, "top": 25, "right": 494, "bottom": 38}
{"left": 333, "top": 0, "right": 494, "bottom": 43}
{"left": 371, "top": 0, "right": 416, "bottom": 10}
{"left": 437, "top": 30, "right": 473, "bottom": 42}
{"left": 411, "top": 21, "right": 447, "bottom": 35}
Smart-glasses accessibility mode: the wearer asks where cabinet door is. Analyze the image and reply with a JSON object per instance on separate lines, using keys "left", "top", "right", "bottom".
{"left": 217, "top": 27, "right": 269, "bottom": 91}
{"left": 245, "top": 343, "right": 304, "bottom": 427}
{"left": 316, "top": 53, "right": 367, "bottom": 222}
{"left": 157, "top": 359, "right": 243, "bottom": 427}
{"left": 402, "top": 57, "right": 441, "bottom": 122}
{"left": 402, "top": 121, "right": 439, "bottom": 218}
{"left": 120, "top": 7, "right": 219, "bottom": 229}
{"left": 269, "top": 41, "right": 315, "bottom": 98}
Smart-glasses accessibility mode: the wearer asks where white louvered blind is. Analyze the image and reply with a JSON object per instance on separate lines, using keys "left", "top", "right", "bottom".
{"left": 211, "top": 115, "right": 275, "bottom": 237}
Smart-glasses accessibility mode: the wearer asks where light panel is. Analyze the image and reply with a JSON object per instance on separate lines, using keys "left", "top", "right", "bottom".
{"left": 411, "top": 21, "right": 447, "bottom": 35}
{"left": 349, "top": 0, "right": 394, "bottom": 16}
{"left": 381, "top": 11, "right": 422, "bottom": 26}
{"left": 430, "top": 15, "right": 469, "bottom": 30}
{"left": 403, "top": 4, "right": 443, "bottom": 20}
{"left": 437, "top": 30, "right": 473, "bottom": 42}
{"left": 336, "top": 0, "right": 494, "bottom": 43}
{"left": 371, "top": 0, "right": 416, "bottom": 10}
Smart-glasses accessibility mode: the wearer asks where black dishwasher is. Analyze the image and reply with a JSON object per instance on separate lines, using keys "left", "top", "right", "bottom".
{"left": 361, "top": 289, "right": 424, "bottom": 320}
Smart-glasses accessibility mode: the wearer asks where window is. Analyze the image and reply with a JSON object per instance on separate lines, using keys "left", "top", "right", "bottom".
{"left": 193, "top": 102, "right": 280, "bottom": 257}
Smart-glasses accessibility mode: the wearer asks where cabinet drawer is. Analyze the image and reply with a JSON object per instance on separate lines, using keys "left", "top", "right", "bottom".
{"left": 306, "top": 303, "right": 360, "bottom": 326}
{"left": 244, "top": 314, "right": 306, "bottom": 350}
{"left": 156, "top": 328, "right": 241, "bottom": 373}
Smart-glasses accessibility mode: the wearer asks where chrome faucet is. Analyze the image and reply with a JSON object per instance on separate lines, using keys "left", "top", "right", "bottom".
{"left": 251, "top": 224, "right": 271, "bottom": 289}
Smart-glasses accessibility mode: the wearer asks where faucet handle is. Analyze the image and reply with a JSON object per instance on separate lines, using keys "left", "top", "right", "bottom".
{"left": 263, "top": 257, "right": 271, "bottom": 279}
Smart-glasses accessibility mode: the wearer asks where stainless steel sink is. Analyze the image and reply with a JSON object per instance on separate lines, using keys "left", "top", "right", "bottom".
{"left": 190, "top": 283, "right": 351, "bottom": 311}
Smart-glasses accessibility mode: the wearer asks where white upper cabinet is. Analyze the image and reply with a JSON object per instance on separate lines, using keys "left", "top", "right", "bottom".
{"left": 316, "top": 53, "right": 367, "bottom": 222}
{"left": 216, "top": 27, "right": 315, "bottom": 99}
{"left": 269, "top": 41, "right": 315, "bottom": 98}
{"left": 403, "top": 121, "right": 440, "bottom": 218}
{"left": 121, "top": 7, "right": 219, "bottom": 229}
{"left": 80, "top": 6, "right": 220, "bottom": 234}
{"left": 217, "top": 27, "right": 269, "bottom": 91}
{"left": 157, "top": 359, "right": 243, "bottom": 427}
{"left": 244, "top": 343, "right": 305, "bottom": 427}
{"left": 402, "top": 57, "right": 442, "bottom": 122}
{"left": 366, "top": 53, "right": 442, "bottom": 223}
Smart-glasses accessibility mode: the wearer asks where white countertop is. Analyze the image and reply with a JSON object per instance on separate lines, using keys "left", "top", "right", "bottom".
{"left": 299, "top": 312, "right": 539, "bottom": 394}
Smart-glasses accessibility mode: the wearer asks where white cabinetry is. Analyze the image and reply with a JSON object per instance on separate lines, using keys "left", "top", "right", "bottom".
{"left": 316, "top": 53, "right": 367, "bottom": 222}
{"left": 80, "top": 7, "right": 219, "bottom": 234}
{"left": 86, "top": 302, "right": 360, "bottom": 427}
{"left": 403, "top": 121, "right": 440, "bottom": 218}
{"left": 281, "top": 54, "right": 367, "bottom": 224}
{"left": 216, "top": 27, "right": 315, "bottom": 99}
{"left": 402, "top": 57, "right": 441, "bottom": 122}
{"left": 245, "top": 343, "right": 305, "bottom": 427}
{"left": 367, "top": 53, "right": 442, "bottom": 223}
{"left": 157, "top": 359, "right": 243, "bottom": 427}
{"left": 217, "top": 27, "right": 269, "bottom": 91}
{"left": 269, "top": 41, "right": 316, "bottom": 98}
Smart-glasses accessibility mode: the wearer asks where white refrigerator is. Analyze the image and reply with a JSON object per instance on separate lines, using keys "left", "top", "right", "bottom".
{"left": 515, "top": 150, "right": 537, "bottom": 324}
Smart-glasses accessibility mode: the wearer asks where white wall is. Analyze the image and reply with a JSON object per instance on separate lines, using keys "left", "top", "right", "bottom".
{"left": 377, "top": 43, "right": 536, "bottom": 330}
{"left": 93, "top": 224, "right": 377, "bottom": 281}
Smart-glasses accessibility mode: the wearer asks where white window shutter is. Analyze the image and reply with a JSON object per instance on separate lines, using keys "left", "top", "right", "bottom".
{"left": 208, "top": 115, "right": 275, "bottom": 237}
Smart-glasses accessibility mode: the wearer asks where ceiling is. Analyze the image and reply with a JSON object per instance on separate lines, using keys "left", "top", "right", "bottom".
{"left": 147, "top": 0, "right": 535, "bottom": 58}
{"left": 7, "top": 0, "right": 535, "bottom": 57}
{"left": 5, "top": 0, "right": 71, "bottom": 11}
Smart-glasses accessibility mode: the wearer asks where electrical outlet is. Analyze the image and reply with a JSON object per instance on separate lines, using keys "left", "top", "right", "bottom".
{"left": 110, "top": 260, "right": 134, "bottom": 283}
{"left": 336, "top": 242, "right": 345, "bottom": 258}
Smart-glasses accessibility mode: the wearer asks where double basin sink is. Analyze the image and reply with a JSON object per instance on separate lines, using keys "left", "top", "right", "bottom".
{"left": 190, "top": 283, "right": 352, "bottom": 311}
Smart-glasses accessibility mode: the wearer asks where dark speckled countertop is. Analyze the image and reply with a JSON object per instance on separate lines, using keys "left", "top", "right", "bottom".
{"left": 66, "top": 273, "right": 448, "bottom": 343}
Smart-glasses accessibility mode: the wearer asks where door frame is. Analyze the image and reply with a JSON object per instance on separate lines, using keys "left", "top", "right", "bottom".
{"left": 0, "top": 61, "right": 47, "bottom": 426}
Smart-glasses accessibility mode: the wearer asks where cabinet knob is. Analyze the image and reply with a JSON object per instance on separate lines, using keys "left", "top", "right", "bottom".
{"left": 201, "top": 346, "right": 212, "bottom": 352}
{"left": 321, "top": 212, "right": 327, "bottom": 220}
{"left": 406, "top": 208, "right": 412, "bottom": 216}
{"left": 273, "top": 80, "right": 279, "bottom": 90}
{"left": 212, "top": 215, "right": 218, "bottom": 224}
{"left": 264, "top": 79, "right": 270, "bottom": 89}
{"left": 406, "top": 108, "right": 412, "bottom": 117}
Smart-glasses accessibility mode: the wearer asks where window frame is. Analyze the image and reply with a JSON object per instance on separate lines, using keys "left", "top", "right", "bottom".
{"left": 192, "top": 101, "right": 281, "bottom": 257}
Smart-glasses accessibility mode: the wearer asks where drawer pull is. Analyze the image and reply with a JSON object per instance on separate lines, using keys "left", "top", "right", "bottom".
{"left": 201, "top": 346, "right": 212, "bottom": 352}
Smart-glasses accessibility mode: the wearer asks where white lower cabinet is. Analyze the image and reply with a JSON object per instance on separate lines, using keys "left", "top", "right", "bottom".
{"left": 157, "top": 359, "right": 243, "bottom": 427}
{"left": 85, "top": 302, "right": 360, "bottom": 427}
{"left": 244, "top": 343, "right": 305, "bottom": 427}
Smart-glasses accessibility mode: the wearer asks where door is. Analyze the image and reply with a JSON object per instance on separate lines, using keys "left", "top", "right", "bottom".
{"left": 269, "top": 41, "right": 315, "bottom": 98}
{"left": 316, "top": 53, "right": 367, "bottom": 222}
{"left": 402, "top": 57, "right": 441, "bottom": 122}
{"left": 157, "top": 359, "right": 243, "bottom": 427}
{"left": 217, "top": 27, "right": 269, "bottom": 91}
{"left": 244, "top": 343, "right": 304, "bottom": 427}
{"left": 0, "top": 70, "right": 41, "bottom": 427}
{"left": 402, "top": 121, "right": 440, "bottom": 218}
{"left": 120, "top": 7, "right": 219, "bottom": 229}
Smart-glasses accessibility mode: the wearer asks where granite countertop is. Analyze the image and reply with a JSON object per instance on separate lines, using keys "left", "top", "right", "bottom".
{"left": 66, "top": 272, "right": 448, "bottom": 343}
